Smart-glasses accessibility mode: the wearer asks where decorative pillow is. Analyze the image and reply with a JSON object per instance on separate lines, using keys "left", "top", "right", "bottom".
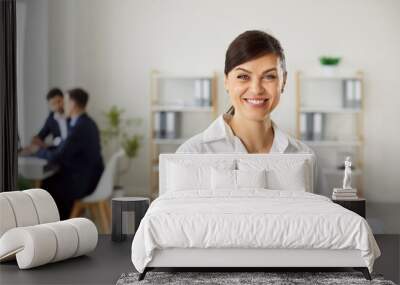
{"left": 238, "top": 158, "right": 309, "bottom": 191}
{"left": 211, "top": 168, "right": 267, "bottom": 190}
{"left": 167, "top": 160, "right": 235, "bottom": 191}
{"left": 236, "top": 169, "right": 267, "bottom": 189}
{"left": 211, "top": 168, "right": 236, "bottom": 190}
{"left": 167, "top": 162, "right": 210, "bottom": 191}
{"left": 266, "top": 162, "right": 306, "bottom": 191}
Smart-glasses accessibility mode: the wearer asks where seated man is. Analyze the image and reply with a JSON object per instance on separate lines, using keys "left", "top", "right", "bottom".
{"left": 37, "top": 88, "right": 104, "bottom": 219}
{"left": 32, "top": 88, "right": 68, "bottom": 149}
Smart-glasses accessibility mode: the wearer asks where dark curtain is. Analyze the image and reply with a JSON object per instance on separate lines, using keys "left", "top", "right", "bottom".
{"left": 0, "top": 0, "right": 17, "bottom": 192}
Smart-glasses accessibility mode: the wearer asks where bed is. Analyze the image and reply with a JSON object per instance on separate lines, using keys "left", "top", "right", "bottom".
{"left": 131, "top": 154, "right": 380, "bottom": 281}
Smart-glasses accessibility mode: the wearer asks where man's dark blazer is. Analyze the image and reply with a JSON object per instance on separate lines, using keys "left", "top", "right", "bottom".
{"left": 38, "top": 113, "right": 104, "bottom": 200}
{"left": 37, "top": 112, "right": 62, "bottom": 140}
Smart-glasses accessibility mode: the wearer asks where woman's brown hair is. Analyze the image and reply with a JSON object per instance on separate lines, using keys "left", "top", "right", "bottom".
{"left": 224, "top": 30, "right": 287, "bottom": 115}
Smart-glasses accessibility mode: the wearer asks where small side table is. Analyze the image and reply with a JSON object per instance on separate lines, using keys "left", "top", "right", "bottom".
{"left": 112, "top": 197, "right": 150, "bottom": 242}
{"left": 332, "top": 198, "right": 366, "bottom": 218}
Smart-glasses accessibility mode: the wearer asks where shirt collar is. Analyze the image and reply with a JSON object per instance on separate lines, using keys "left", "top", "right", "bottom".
{"left": 202, "top": 114, "right": 289, "bottom": 153}
{"left": 270, "top": 121, "right": 289, "bottom": 153}
{"left": 53, "top": 112, "right": 65, "bottom": 121}
{"left": 202, "top": 114, "right": 231, "bottom": 142}
{"left": 69, "top": 114, "right": 81, "bottom": 127}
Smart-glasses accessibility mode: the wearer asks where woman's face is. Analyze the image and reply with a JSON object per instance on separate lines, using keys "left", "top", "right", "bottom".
{"left": 224, "top": 53, "right": 287, "bottom": 122}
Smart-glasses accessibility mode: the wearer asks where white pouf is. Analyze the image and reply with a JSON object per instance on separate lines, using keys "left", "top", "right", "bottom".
{"left": 1, "top": 191, "right": 40, "bottom": 227}
{"left": 0, "top": 196, "right": 17, "bottom": 237}
{"left": 0, "top": 218, "right": 98, "bottom": 269}
{"left": 0, "top": 189, "right": 98, "bottom": 269}
{"left": 24, "top": 189, "right": 60, "bottom": 223}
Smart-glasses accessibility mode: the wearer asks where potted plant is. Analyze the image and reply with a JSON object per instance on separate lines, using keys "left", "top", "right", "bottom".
{"left": 101, "top": 105, "right": 142, "bottom": 197}
{"left": 319, "top": 56, "right": 341, "bottom": 76}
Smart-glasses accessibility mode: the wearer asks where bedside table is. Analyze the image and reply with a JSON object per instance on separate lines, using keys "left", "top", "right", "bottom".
{"left": 332, "top": 198, "right": 366, "bottom": 218}
{"left": 111, "top": 197, "right": 150, "bottom": 242}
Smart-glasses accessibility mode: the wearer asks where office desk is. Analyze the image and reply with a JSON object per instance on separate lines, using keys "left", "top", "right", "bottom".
{"left": 18, "top": 156, "right": 58, "bottom": 188}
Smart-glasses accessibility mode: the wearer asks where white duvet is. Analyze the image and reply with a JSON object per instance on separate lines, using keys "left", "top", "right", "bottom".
{"left": 131, "top": 190, "right": 380, "bottom": 273}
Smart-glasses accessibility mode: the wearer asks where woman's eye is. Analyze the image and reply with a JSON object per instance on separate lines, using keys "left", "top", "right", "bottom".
{"left": 264, "top": 74, "right": 277, "bottom": 80}
{"left": 237, "top": 74, "right": 249, "bottom": 80}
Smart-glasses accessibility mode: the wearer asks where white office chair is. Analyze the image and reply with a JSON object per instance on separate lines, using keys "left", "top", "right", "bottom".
{"left": 70, "top": 149, "right": 125, "bottom": 233}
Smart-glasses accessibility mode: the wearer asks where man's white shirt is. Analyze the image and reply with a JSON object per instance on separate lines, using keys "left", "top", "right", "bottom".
{"left": 53, "top": 112, "right": 68, "bottom": 146}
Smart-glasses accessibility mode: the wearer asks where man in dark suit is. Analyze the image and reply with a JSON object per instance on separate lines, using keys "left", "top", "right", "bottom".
{"left": 32, "top": 88, "right": 68, "bottom": 148}
{"left": 37, "top": 88, "right": 104, "bottom": 219}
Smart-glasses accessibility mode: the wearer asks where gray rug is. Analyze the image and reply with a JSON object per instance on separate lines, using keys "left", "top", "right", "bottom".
{"left": 116, "top": 271, "right": 396, "bottom": 285}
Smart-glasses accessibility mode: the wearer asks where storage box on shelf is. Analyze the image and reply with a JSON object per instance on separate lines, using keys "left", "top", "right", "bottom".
{"left": 295, "top": 70, "right": 364, "bottom": 198}
{"left": 149, "top": 70, "right": 218, "bottom": 199}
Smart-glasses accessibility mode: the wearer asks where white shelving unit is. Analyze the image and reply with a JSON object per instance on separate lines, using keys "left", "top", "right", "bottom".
{"left": 295, "top": 70, "right": 365, "bottom": 198}
{"left": 300, "top": 107, "right": 361, "bottom": 114}
{"left": 149, "top": 70, "right": 218, "bottom": 199}
{"left": 153, "top": 138, "right": 188, "bottom": 145}
{"left": 151, "top": 105, "right": 213, "bottom": 112}
{"left": 303, "top": 140, "right": 363, "bottom": 147}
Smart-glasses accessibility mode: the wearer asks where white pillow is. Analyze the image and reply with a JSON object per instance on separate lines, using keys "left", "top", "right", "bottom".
{"left": 211, "top": 168, "right": 236, "bottom": 190}
{"left": 266, "top": 162, "right": 306, "bottom": 191}
{"left": 238, "top": 158, "right": 309, "bottom": 191}
{"left": 167, "top": 162, "right": 210, "bottom": 191}
{"left": 167, "top": 160, "right": 235, "bottom": 191}
{"left": 236, "top": 169, "right": 267, "bottom": 189}
{"left": 211, "top": 169, "right": 267, "bottom": 190}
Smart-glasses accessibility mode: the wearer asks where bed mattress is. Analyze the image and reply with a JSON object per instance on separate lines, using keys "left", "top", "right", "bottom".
{"left": 131, "top": 190, "right": 380, "bottom": 273}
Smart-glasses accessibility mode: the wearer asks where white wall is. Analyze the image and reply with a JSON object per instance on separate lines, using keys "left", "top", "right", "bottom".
{"left": 17, "top": 0, "right": 49, "bottom": 145}
{"left": 16, "top": 0, "right": 26, "bottom": 144}
{"left": 38, "top": 0, "right": 400, "bottom": 232}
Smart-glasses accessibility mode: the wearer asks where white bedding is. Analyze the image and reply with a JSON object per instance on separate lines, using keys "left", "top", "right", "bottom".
{"left": 131, "top": 190, "right": 380, "bottom": 273}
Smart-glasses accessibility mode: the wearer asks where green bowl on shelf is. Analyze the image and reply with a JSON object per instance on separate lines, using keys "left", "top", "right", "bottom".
{"left": 319, "top": 56, "right": 341, "bottom": 66}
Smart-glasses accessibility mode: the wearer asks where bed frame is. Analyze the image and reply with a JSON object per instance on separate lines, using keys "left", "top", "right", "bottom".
{"left": 138, "top": 248, "right": 371, "bottom": 281}
{"left": 139, "top": 248, "right": 371, "bottom": 280}
{"left": 139, "top": 154, "right": 372, "bottom": 281}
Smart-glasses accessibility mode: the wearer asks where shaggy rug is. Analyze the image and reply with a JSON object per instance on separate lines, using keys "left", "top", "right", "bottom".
{"left": 116, "top": 271, "right": 396, "bottom": 285}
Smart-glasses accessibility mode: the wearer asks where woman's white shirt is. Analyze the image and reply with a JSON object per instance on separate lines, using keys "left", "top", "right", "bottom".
{"left": 176, "top": 114, "right": 317, "bottom": 190}
{"left": 176, "top": 114, "right": 313, "bottom": 155}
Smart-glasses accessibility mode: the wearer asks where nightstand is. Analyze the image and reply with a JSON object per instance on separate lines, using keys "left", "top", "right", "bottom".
{"left": 332, "top": 198, "right": 366, "bottom": 218}
{"left": 111, "top": 197, "right": 150, "bottom": 242}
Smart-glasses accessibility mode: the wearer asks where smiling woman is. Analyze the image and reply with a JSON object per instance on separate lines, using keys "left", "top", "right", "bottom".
{"left": 176, "top": 30, "right": 312, "bottom": 156}
{"left": 224, "top": 30, "right": 287, "bottom": 118}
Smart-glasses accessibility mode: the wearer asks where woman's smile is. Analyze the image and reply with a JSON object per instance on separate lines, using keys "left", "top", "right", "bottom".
{"left": 242, "top": 97, "right": 269, "bottom": 108}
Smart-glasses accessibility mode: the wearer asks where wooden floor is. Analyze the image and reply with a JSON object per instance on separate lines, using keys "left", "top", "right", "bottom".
{"left": 0, "top": 235, "right": 398, "bottom": 284}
